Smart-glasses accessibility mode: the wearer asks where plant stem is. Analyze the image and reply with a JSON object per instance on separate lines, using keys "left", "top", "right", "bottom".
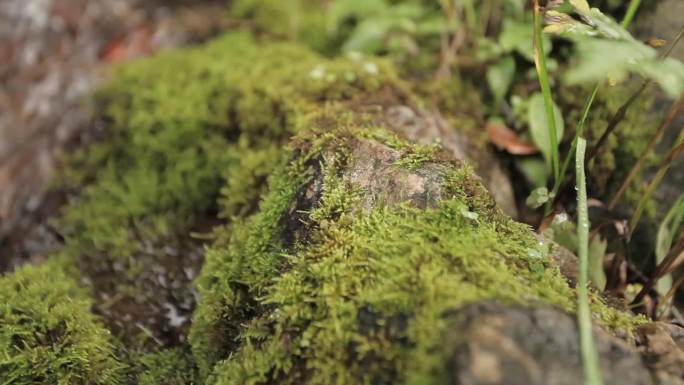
{"left": 631, "top": 230, "right": 684, "bottom": 307}
{"left": 576, "top": 137, "right": 604, "bottom": 385}
{"left": 532, "top": 0, "right": 560, "bottom": 194}
{"left": 621, "top": 0, "right": 642, "bottom": 28}
{"left": 553, "top": 85, "right": 599, "bottom": 199}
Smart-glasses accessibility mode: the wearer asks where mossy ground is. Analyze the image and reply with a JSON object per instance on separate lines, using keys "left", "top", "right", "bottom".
{"left": 0, "top": 15, "right": 649, "bottom": 385}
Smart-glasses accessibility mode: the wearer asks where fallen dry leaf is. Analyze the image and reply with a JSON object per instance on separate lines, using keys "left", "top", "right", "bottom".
{"left": 486, "top": 123, "right": 539, "bottom": 155}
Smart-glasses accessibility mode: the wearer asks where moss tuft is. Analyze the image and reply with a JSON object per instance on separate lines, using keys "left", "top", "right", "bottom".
{"left": 0, "top": 259, "right": 123, "bottom": 385}
{"left": 134, "top": 347, "right": 199, "bottom": 385}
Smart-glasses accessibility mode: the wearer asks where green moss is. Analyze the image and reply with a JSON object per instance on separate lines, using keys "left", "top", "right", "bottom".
{"left": 229, "top": 0, "right": 337, "bottom": 55}
{"left": 134, "top": 347, "right": 198, "bottom": 385}
{"left": 60, "top": 32, "right": 399, "bottom": 261}
{"left": 0, "top": 258, "right": 123, "bottom": 385}
{"left": 193, "top": 127, "right": 642, "bottom": 385}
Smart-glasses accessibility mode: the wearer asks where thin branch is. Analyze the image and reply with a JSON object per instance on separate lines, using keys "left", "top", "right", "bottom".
{"left": 631, "top": 231, "right": 684, "bottom": 307}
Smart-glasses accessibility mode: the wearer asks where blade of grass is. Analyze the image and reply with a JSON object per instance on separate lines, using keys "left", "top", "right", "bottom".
{"left": 554, "top": 85, "right": 599, "bottom": 198}
{"left": 576, "top": 137, "right": 604, "bottom": 385}
{"left": 533, "top": 0, "right": 560, "bottom": 211}
{"left": 621, "top": 0, "right": 642, "bottom": 28}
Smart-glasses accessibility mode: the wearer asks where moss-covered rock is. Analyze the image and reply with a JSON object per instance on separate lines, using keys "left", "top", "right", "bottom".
{"left": 0, "top": 258, "right": 123, "bottom": 385}
{"left": 192, "top": 124, "right": 643, "bottom": 384}
{"left": 0, "top": 28, "right": 652, "bottom": 385}
{"left": 55, "top": 31, "right": 404, "bottom": 349}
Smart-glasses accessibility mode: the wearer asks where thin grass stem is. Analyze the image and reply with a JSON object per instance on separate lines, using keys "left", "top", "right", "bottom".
{"left": 576, "top": 137, "right": 604, "bottom": 385}
{"left": 532, "top": 0, "right": 560, "bottom": 205}
{"left": 621, "top": 0, "right": 642, "bottom": 28}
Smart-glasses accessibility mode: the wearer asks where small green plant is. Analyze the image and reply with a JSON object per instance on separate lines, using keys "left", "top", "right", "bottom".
{"left": 575, "top": 137, "right": 603, "bottom": 385}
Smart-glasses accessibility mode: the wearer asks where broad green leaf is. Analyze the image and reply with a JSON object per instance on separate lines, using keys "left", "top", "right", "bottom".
{"left": 655, "top": 193, "right": 684, "bottom": 295}
{"left": 545, "top": 6, "right": 684, "bottom": 97}
{"left": 528, "top": 92, "right": 564, "bottom": 165}
{"left": 566, "top": 39, "right": 684, "bottom": 97}
{"left": 500, "top": 18, "right": 551, "bottom": 62}
{"left": 342, "top": 20, "right": 390, "bottom": 53}
{"left": 487, "top": 55, "right": 516, "bottom": 104}
{"left": 517, "top": 157, "right": 549, "bottom": 188}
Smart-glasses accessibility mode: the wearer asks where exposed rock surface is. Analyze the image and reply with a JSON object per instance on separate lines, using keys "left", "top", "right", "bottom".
{"left": 384, "top": 104, "right": 518, "bottom": 217}
{"left": 450, "top": 303, "right": 652, "bottom": 385}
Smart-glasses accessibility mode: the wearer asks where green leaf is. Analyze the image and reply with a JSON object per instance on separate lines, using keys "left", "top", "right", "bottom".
{"left": 655, "top": 193, "right": 684, "bottom": 295}
{"left": 487, "top": 55, "right": 516, "bottom": 103}
{"left": 517, "top": 157, "right": 549, "bottom": 188}
{"left": 526, "top": 187, "right": 554, "bottom": 209}
{"left": 500, "top": 18, "right": 551, "bottom": 62}
{"left": 566, "top": 38, "right": 684, "bottom": 97}
{"left": 545, "top": 6, "right": 684, "bottom": 98}
{"left": 328, "top": 0, "right": 388, "bottom": 33}
{"left": 342, "top": 19, "right": 390, "bottom": 53}
{"left": 528, "top": 92, "right": 564, "bottom": 165}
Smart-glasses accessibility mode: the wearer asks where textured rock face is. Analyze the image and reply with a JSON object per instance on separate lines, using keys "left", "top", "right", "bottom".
{"left": 450, "top": 303, "right": 651, "bottom": 385}
{"left": 384, "top": 104, "right": 517, "bottom": 217}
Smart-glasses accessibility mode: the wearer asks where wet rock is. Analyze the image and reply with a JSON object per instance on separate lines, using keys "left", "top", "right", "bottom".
{"left": 450, "top": 302, "right": 652, "bottom": 385}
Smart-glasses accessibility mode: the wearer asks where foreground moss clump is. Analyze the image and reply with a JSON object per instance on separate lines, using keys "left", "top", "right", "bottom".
{"left": 0, "top": 259, "right": 123, "bottom": 385}
{"left": 193, "top": 127, "right": 642, "bottom": 385}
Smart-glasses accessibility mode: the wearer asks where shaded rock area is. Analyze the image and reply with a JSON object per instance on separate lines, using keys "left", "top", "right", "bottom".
{"left": 449, "top": 302, "right": 652, "bottom": 385}
{"left": 0, "top": 0, "right": 230, "bottom": 271}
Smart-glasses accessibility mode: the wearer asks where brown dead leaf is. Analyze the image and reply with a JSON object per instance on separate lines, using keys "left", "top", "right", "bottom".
{"left": 486, "top": 123, "right": 539, "bottom": 155}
